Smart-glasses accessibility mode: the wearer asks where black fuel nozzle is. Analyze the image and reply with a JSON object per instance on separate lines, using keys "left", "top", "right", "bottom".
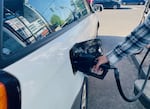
{"left": 99, "top": 62, "right": 111, "bottom": 69}
{"left": 70, "top": 39, "right": 110, "bottom": 79}
{"left": 89, "top": 62, "right": 111, "bottom": 79}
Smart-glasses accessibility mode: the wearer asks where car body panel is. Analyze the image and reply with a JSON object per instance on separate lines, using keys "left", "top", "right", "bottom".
{"left": 4, "top": 13, "right": 98, "bottom": 109}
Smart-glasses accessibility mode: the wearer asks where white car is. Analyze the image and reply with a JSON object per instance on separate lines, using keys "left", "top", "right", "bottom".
{"left": 0, "top": 0, "right": 99, "bottom": 109}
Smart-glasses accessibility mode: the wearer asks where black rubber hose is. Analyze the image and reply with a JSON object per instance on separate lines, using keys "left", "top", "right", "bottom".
{"left": 138, "top": 48, "right": 150, "bottom": 78}
{"left": 113, "top": 48, "right": 150, "bottom": 102}
{"left": 114, "top": 65, "right": 150, "bottom": 102}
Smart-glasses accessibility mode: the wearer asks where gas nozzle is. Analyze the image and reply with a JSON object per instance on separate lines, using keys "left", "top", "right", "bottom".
{"left": 70, "top": 39, "right": 110, "bottom": 79}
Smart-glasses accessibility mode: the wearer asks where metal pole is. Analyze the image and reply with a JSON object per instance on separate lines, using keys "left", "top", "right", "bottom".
{"left": 0, "top": 0, "right": 3, "bottom": 58}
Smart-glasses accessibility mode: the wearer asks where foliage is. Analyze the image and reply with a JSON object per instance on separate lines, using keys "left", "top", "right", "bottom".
{"left": 50, "top": 14, "right": 64, "bottom": 27}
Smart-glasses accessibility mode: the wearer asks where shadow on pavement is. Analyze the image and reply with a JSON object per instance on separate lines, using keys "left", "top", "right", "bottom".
{"left": 96, "top": 35, "right": 125, "bottom": 53}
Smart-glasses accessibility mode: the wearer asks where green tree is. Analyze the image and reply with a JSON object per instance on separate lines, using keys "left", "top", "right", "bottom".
{"left": 50, "top": 14, "right": 64, "bottom": 27}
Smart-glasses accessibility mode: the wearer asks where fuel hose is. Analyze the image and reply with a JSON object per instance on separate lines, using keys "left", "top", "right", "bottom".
{"left": 112, "top": 48, "right": 150, "bottom": 102}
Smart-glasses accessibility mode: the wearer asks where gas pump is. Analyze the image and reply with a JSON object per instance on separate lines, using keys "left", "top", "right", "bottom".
{"left": 70, "top": 38, "right": 150, "bottom": 102}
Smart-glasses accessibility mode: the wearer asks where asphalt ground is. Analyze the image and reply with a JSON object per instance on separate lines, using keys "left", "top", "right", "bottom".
{"left": 87, "top": 5, "right": 146, "bottom": 109}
